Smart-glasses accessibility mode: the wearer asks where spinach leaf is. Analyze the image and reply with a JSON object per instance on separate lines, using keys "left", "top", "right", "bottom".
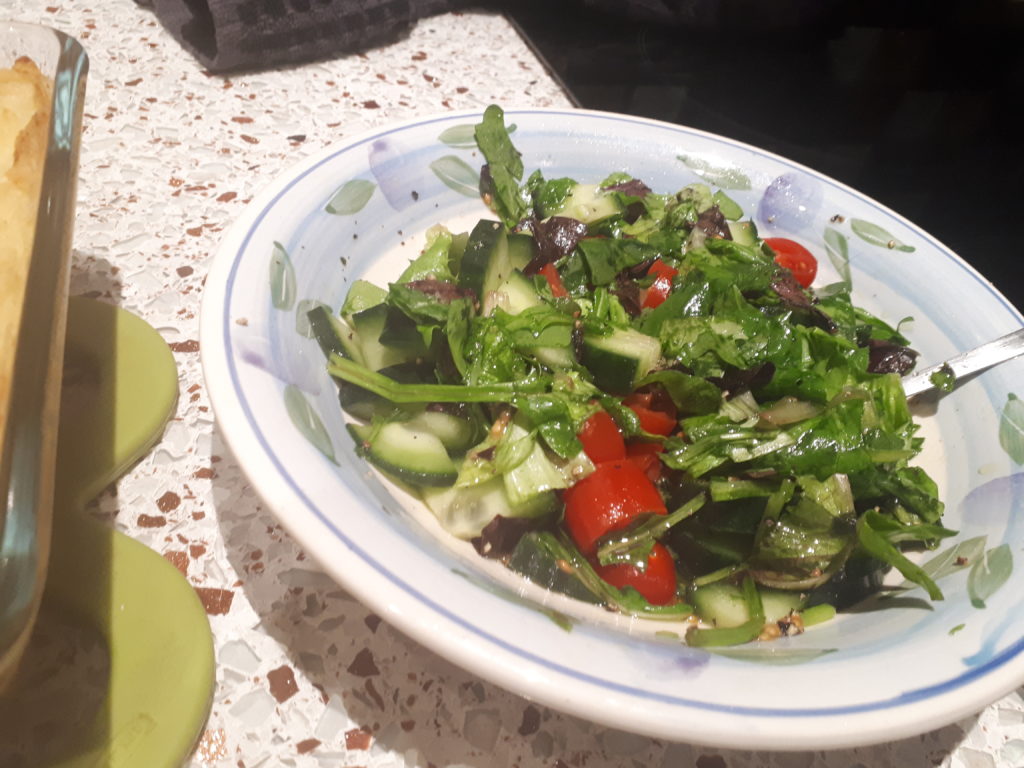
{"left": 475, "top": 105, "right": 528, "bottom": 227}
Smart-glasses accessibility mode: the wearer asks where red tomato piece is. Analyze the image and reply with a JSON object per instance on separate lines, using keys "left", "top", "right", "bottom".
{"left": 629, "top": 405, "right": 676, "bottom": 436}
{"left": 764, "top": 237, "right": 818, "bottom": 288}
{"left": 539, "top": 262, "right": 568, "bottom": 298}
{"left": 596, "top": 541, "right": 678, "bottom": 605}
{"left": 626, "top": 440, "right": 664, "bottom": 482}
{"left": 562, "top": 461, "right": 667, "bottom": 555}
{"left": 647, "top": 259, "right": 678, "bottom": 281}
{"left": 640, "top": 259, "right": 679, "bottom": 310}
{"left": 578, "top": 410, "right": 625, "bottom": 464}
{"left": 623, "top": 392, "right": 677, "bottom": 436}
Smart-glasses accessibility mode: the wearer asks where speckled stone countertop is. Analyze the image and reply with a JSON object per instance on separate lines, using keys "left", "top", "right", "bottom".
{"left": 4, "top": 2, "right": 1024, "bottom": 767}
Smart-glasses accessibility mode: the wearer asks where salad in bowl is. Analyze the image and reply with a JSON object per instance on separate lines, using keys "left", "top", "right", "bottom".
{"left": 201, "top": 104, "right": 1024, "bottom": 748}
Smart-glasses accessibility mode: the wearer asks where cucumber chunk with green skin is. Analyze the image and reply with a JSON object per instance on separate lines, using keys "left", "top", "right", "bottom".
{"left": 340, "top": 279, "right": 388, "bottom": 321}
{"left": 550, "top": 183, "right": 622, "bottom": 224}
{"left": 507, "top": 232, "right": 537, "bottom": 271}
{"left": 307, "top": 304, "right": 363, "bottom": 364}
{"left": 348, "top": 421, "right": 458, "bottom": 487}
{"left": 508, "top": 531, "right": 604, "bottom": 604}
{"left": 579, "top": 327, "right": 662, "bottom": 394}
{"left": 349, "top": 303, "right": 420, "bottom": 371}
{"left": 422, "top": 478, "right": 558, "bottom": 540}
{"left": 405, "top": 408, "right": 482, "bottom": 454}
{"left": 727, "top": 220, "right": 758, "bottom": 247}
{"left": 689, "top": 581, "right": 805, "bottom": 628}
{"left": 491, "top": 269, "right": 542, "bottom": 315}
{"left": 459, "top": 219, "right": 511, "bottom": 298}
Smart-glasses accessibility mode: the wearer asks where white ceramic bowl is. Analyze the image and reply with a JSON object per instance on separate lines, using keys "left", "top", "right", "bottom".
{"left": 201, "top": 108, "right": 1024, "bottom": 750}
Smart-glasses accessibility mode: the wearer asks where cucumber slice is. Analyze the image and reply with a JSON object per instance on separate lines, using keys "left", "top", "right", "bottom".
{"left": 550, "top": 183, "right": 622, "bottom": 224}
{"left": 491, "top": 269, "right": 541, "bottom": 316}
{"left": 507, "top": 232, "right": 537, "bottom": 271}
{"left": 728, "top": 220, "right": 758, "bottom": 247}
{"left": 689, "top": 581, "right": 805, "bottom": 628}
{"left": 459, "top": 219, "right": 511, "bottom": 298}
{"left": 340, "top": 279, "right": 387, "bottom": 321}
{"left": 508, "top": 531, "right": 603, "bottom": 604}
{"left": 534, "top": 345, "right": 575, "bottom": 370}
{"left": 307, "top": 304, "right": 363, "bottom": 365}
{"left": 348, "top": 421, "right": 457, "bottom": 487}
{"left": 405, "top": 408, "right": 481, "bottom": 454}
{"left": 579, "top": 327, "right": 662, "bottom": 394}
{"left": 421, "top": 477, "right": 557, "bottom": 540}
{"left": 349, "top": 304, "right": 417, "bottom": 371}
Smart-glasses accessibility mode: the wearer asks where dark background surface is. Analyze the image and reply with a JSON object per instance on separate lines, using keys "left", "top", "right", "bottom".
{"left": 508, "top": 0, "right": 1024, "bottom": 312}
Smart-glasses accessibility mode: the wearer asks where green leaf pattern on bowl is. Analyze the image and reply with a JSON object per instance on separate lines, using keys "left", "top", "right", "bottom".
{"left": 999, "top": 393, "right": 1024, "bottom": 464}
{"left": 677, "top": 154, "right": 752, "bottom": 190}
{"left": 968, "top": 543, "right": 1013, "bottom": 609}
{"left": 324, "top": 178, "right": 377, "bottom": 214}
{"left": 269, "top": 241, "right": 296, "bottom": 310}
{"left": 429, "top": 155, "right": 479, "bottom": 198}
{"left": 283, "top": 383, "right": 336, "bottom": 464}
{"left": 850, "top": 218, "right": 916, "bottom": 253}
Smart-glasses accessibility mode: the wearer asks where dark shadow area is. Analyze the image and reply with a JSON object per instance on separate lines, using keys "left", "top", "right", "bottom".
{"left": 509, "top": 0, "right": 1024, "bottom": 312}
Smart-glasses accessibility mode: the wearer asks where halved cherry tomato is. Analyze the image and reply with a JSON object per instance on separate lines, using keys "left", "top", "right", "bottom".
{"left": 623, "top": 392, "right": 677, "bottom": 436}
{"left": 577, "top": 410, "right": 625, "bottom": 464}
{"left": 764, "top": 237, "right": 817, "bottom": 288}
{"left": 626, "top": 440, "right": 664, "bottom": 483}
{"left": 596, "top": 541, "right": 677, "bottom": 605}
{"left": 538, "top": 262, "right": 568, "bottom": 298}
{"left": 641, "top": 259, "right": 678, "bottom": 309}
{"left": 562, "top": 460, "right": 667, "bottom": 555}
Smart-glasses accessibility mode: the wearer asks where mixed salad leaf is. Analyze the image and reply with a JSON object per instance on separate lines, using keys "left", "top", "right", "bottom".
{"left": 313, "top": 104, "right": 951, "bottom": 644}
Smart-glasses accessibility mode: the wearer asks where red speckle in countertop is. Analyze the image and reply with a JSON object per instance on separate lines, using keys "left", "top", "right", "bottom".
{"left": 163, "top": 550, "right": 188, "bottom": 576}
{"left": 194, "top": 467, "right": 215, "bottom": 480}
{"left": 231, "top": 116, "right": 253, "bottom": 123}
{"left": 189, "top": 543, "right": 207, "bottom": 559}
{"left": 137, "top": 513, "right": 166, "bottom": 528}
{"left": 217, "top": 191, "right": 237, "bottom": 202}
{"left": 363, "top": 614, "right": 381, "bottom": 633}
{"left": 125, "top": 77, "right": 142, "bottom": 86}
{"left": 169, "top": 340, "right": 200, "bottom": 353}
{"left": 267, "top": 665, "right": 299, "bottom": 703}
{"left": 345, "top": 727, "right": 373, "bottom": 750}
{"left": 296, "top": 738, "right": 321, "bottom": 755}
{"left": 362, "top": 100, "right": 380, "bottom": 109}
{"left": 411, "top": 51, "right": 427, "bottom": 60}
{"left": 240, "top": 135, "right": 259, "bottom": 144}
{"left": 195, "top": 587, "right": 234, "bottom": 615}
{"left": 157, "top": 491, "right": 181, "bottom": 512}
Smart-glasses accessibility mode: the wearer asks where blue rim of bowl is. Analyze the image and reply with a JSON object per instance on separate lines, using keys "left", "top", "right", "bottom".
{"left": 222, "top": 108, "right": 1024, "bottom": 719}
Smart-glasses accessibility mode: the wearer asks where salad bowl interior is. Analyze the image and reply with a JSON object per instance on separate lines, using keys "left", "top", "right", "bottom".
{"left": 201, "top": 108, "right": 1024, "bottom": 749}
